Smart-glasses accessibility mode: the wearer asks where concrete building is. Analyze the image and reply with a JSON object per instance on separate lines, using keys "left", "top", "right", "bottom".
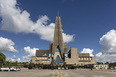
{"left": 31, "top": 16, "right": 95, "bottom": 66}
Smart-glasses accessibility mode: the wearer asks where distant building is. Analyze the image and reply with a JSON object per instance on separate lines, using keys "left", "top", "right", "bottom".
{"left": 31, "top": 16, "right": 95, "bottom": 65}
{"left": 94, "top": 64, "right": 109, "bottom": 69}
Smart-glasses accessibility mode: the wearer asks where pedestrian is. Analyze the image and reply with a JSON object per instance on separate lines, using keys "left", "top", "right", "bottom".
{"left": 80, "top": 67, "right": 81, "bottom": 70}
{"left": 91, "top": 67, "right": 92, "bottom": 71}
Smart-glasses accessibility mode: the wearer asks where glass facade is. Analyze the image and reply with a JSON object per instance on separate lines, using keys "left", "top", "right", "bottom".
{"left": 47, "top": 57, "right": 50, "bottom": 60}
{"left": 44, "top": 53, "right": 47, "bottom": 56}
{"left": 54, "top": 55, "right": 63, "bottom": 63}
{"left": 53, "top": 46, "right": 63, "bottom": 63}
{"left": 56, "top": 46, "right": 60, "bottom": 52}
{"left": 65, "top": 54, "right": 68, "bottom": 57}
{"left": 49, "top": 54, "right": 51, "bottom": 57}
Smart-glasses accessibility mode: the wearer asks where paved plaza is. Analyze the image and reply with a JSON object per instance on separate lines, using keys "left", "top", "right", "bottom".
{"left": 0, "top": 69, "right": 116, "bottom": 77}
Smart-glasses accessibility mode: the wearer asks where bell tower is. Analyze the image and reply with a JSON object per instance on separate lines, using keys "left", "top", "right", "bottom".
{"left": 52, "top": 16, "right": 64, "bottom": 61}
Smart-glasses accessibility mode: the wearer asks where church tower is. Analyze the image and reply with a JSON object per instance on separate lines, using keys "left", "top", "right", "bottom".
{"left": 52, "top": 16, "right": 64, "bottom": 62}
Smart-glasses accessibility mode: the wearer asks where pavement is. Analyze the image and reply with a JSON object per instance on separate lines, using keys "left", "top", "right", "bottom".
{"left": 0, "top": 69, "right": 116, "bottom": 77}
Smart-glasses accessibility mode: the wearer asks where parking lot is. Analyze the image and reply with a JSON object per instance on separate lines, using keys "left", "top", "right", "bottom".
{"left": 0, "top": 69, "right": 116, "bottom": 77}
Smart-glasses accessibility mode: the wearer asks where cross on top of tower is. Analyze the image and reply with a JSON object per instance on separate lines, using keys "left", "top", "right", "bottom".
{"left": 57, "top": 11, "right": 59, "bottom": 17}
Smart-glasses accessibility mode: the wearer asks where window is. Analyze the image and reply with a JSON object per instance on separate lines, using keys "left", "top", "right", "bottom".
{"left": 90, "top": 58, "right": 91, "bottom": 60}
{"left": 65, "top": 54, "right": 68, "bottom": 57}
{"left": 44, "top": 53, "right": 47, "bottom": 56}
{"left": 49, "top": 54, "right": 51, "bottom": 57}
{"left": 56, "top": 46, "right": 60, "bottom": 52}
{"left": 87, "top": 58, "right": 88, "bottom": 60}
{"left": 54, "top": 55, "right": 62, "bottom": 63}
{"left": 37, "top": 58, "right": 40, "bottom": 60}
{"left": 81, "top": 58, "right": 83, "bottom": 60}
{"left": 47, "top": 57, "right": 50, "bottom": 60}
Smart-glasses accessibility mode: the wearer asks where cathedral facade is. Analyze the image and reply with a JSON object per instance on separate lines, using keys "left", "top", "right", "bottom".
{"left": 31, "top": 16, "right": 95, "bottom": 65}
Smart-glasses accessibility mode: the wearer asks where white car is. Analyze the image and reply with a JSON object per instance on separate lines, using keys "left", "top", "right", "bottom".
{"left": 10, "top": 66, "right": 20, "bottom": 71}
{"left": 0, "top": 67, "right": 10, "bottom": 71}
{"left": 17, "top": 67, "right": 21, "bottom": 71}
{"left": 0, "top": 66, "right": 10, "bottom": 71}
{"left": 58, "top": 67, "right": 61, "bottom": 70}
{"left": 0, "top": 66, "right": 20, "bottom": 71}
{"left": 65, "top": 67, "right": 68, "bottom": 70}
{"left": 62, "top": 67, "right": 65, "bottom": 70}
{"left": 110, "top": 67, "right": 114, "bottom": 69}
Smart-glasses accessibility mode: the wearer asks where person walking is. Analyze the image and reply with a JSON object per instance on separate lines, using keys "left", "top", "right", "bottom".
{"left": 90, "top": 67, "right": 92, "bottom": 71}
{"left": 80, "top": 67, "right": 81, "bottom": 70}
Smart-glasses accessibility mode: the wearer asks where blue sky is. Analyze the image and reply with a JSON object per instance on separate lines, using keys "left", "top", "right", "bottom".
{"left": 0, "top": 0, "right": 116, "bottom": 63}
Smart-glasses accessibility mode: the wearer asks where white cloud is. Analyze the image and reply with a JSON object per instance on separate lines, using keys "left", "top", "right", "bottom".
{"left": 22, "top": 46, "right": 39, "bottom": 62}
{"left": 96, "top": 29, "right": 116, "bottom": 63}
{"left": 6, "top": 55, "right": 20, "bottom": 62}
{"left": 0, "top": 0, "right": 74, "bottom": 43}
{"left": 96, "top": 52, "right": 102, "bottom": 57}
{"left": 81, "top": 48, "right": 94, "bottom": 56}
{"left": 95, "top": 53, "right": 116, "bottom": 63}
{"left": 0, "top": 37, "right": 18, "bottom": 53}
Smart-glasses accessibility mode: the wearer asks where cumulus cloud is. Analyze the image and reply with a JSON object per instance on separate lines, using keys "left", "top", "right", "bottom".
{"left": 0, "top": 37, "right": 18, "bottom": 53}
{"left": 81, "top": 48, "right": 94, "bottom": 56}
{"left": 96, "top": 52, "right": 102, "bottom": 57}
{"left": 0, "top": 0, "right": 74, "bottom": 43}
{"left": 96, "top": 29, "right": 116, "bottom": 63}
{"left": 6, "top": 55, "right": 20, "bottom": 62}
{"left": 22, "top": 46, "right": 39, "bottom": 62}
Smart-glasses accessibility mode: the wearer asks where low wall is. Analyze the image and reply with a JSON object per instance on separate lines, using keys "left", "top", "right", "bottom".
{"left": 20, "top": 68, "right": 28, "bottom": 70}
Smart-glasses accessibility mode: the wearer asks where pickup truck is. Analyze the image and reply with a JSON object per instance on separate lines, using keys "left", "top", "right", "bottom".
{"left": 0, "top": 65, "right": 20, "bottom": 71}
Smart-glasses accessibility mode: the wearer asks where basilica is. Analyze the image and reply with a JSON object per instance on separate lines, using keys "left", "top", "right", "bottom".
{"left": 31, "top": 16, "right": 95, "bottom": 66}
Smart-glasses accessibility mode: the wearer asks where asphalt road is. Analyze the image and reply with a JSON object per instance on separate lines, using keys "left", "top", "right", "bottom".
{"left": 0, "top": 69, "right": 116, "bottom": 77}
{"left": 60, "top": 69, "right": 116, "bottom": 77}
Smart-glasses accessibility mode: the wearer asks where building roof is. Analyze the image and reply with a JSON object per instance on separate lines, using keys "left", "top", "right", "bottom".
{"left": 36, "top": 50, "right": 49, "bottom": 57}
{"left": 79, "top": 53, "right": 90, "bottom": 57}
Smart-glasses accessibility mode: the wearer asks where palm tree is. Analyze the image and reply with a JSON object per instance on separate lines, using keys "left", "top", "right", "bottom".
{"left": 63, "top": 62, "right": 66, "bottom": 68}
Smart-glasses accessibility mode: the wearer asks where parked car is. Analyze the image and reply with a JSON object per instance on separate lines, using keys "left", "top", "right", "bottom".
{"left": 62, "top": 67, "right": 65, "bottom": 70}
{"left": 10, "top": 66, "right": 20, "bottom": 71}
{"left": 65, "top": 67, "right": 68, "bottom": 70}
{"left": 58, "top": 67, "right": 61, "bottom": 70}
{"left": 0, "top": 66, "right": 10, "bottom": 71}
{"left": 0, "top": 65, "right": 20, "bottom": 71}
{"left": 110, "top": 67, "right": 114, "bottom": 69}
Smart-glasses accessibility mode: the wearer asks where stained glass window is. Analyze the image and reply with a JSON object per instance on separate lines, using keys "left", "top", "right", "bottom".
{"left": 54, "top": 55, "right": 63, "bottom": 63}
{"left": 56, "top": 46, "right": 60, "bottom": 52}
{"left": 47, "top": 57, "right": 50, "bottom": 60}
{"left": 65, "top": 54, "right": 68, "bottom": 57}
{"left": 44, "top": 53, "right": 47, "bottom": 56}
{"left": 49, "top": 54, "right": 51, "bottom": 57}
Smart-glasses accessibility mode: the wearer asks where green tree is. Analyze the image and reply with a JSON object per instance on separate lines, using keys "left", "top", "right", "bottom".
{"left": 97, "top": 62, "right": 103, "bottom": 65}
{"left": 104, "top": 62, "right": 109, "bottom": 64}
{"left": 63, "top": 62, "right": 66, "bottom": 67}
{"left": 0, "top": 52, "right": 6, "bottom": 65}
